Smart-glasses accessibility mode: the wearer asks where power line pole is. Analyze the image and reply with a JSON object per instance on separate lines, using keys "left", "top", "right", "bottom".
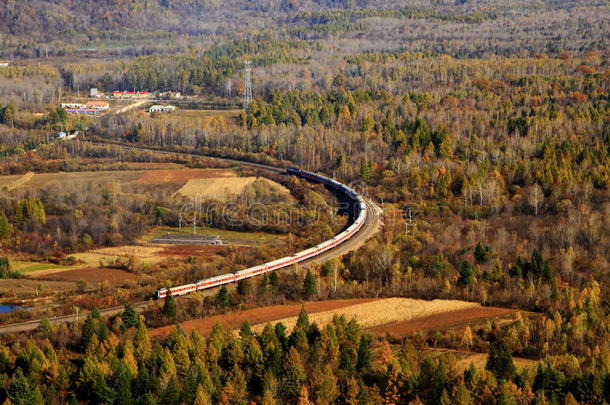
{"left": 243, "top": 60, "right": 253, "bottom": 110}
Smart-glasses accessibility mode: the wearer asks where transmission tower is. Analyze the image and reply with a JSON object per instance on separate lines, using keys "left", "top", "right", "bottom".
{"left": 243, "top": 60, "right": 253, "bottom": 109}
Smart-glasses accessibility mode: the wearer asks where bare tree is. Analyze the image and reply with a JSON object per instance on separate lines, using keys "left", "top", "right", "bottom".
{"left": 528, "top": 184, "right": 544, "bottom": 216}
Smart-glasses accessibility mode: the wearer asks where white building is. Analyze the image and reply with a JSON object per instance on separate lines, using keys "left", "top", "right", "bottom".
{"left": 149, "top": 105, "right": 176, "bottom": 113}
{"left": 0, "top": 62, "right": 9, "bottom": 68}
{"left": 61, "top": 103, "right": 85, "bottom": 109}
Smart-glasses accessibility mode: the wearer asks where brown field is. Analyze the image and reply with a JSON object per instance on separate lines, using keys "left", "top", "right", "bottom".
{"left": 33, "top": 267, "right": 137, "bottom": 283}
{"left": 151, "top": 298, "right": 501, "bottom": 339}
{"left": 368, "top": 306, "right": 516, "bottom": 338}
{"left": 250, "top": 298, "right": 480, "bottom": 334}
{"left": 134, "top": 168, "right": 236, "bottom": 184}
{"left": 0, "top": 168, "right": 240, "bottom": 194}
{"left": 2, "top": 171, "right": 141, "bottom": 191}
{"left": 151, "top": 298, "right": 380, "bottom": 338}
{"left": 0, "top": 279, "right": 76, "bottom": 296}
{"left": 174, "top": 177, "right": 290, "bottom": 202}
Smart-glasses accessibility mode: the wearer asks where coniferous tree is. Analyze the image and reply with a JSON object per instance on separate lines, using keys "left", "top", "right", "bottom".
{"left": 457, "top": 260, "right": 474, "bottom": 288}
{"left": 215, "top": 286, "right": 229, "bottom": 307}
{"left": 122, "top": 304, "right": 140, "bottom": 329}
{"left": 486, "top": 340, "right": 515, "bottom": 381}
{"left": 303, "top": 271, "right": 316, "bottom": 299}
{"left": 162, "top": 292, "right": 177, "bottom": 320}
{"left": 0, "top": 211, "right": 13, "bottom": 238}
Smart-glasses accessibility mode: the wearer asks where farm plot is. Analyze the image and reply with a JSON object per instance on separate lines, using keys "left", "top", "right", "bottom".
{"left": 174, "top": 177, "right": 291, "bottom": 202}
{"left": 36, "top": 267, "right": 137, "bottom": 283}
{"left": 134, "top": 168, "right": 236, "bottom": 184}
{"left": 151, "top": 298, "right": 495, "bottom": 339}
{"left": 72, "top": 245, "right": 168, "bottom": 267}
{"left": 151, "top": 299, "right": 380, "bottom": 338}
{"left": 0, "top": 279, "right": 76, "bottom": 297}
{"left": 249, "top": 298, "right": 480, "bottom": 334}
{"left": 368, "top": 306, "right": 516, "bottom": 338}
{"left": 8, "top": 171, "right": 141, "bottom": 191}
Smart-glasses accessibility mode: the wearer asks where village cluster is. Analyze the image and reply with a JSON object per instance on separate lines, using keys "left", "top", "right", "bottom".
{"left": 60, "top": 88, "right": 181, "bottom": 115}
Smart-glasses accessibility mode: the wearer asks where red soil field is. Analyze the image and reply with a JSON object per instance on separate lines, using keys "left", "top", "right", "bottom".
{"left": 35, "top": 267, "right": 137, "bottom": 283}
{"left": 134, "top": 169, "right": 234, "bottom": 184}
{"left": 368, "top": 306, "right": 515, "bottom": 338}
{"left": 151, "top": 298, "right": 381, "bottom": 338}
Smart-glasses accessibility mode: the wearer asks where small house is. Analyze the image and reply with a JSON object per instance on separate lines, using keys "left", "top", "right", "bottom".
{"left": 149, "top": 105, "right": 176, "bottom": 113}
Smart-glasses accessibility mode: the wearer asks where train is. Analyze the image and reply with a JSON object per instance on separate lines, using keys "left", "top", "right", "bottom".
{"left": 154, "top": 168, "right": 368, "bottom": 299}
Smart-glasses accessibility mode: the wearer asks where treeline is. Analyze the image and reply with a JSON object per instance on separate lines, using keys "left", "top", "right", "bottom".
{"left": 118, "top": 38, "right": 308, "bottom": 95}
{"left": 2, "top": 299, "right": 610, "bottom": 404}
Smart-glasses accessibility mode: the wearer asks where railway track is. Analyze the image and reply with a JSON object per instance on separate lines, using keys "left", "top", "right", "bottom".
{"left": 0, "top": 141, "right": 382, "bottom": 335}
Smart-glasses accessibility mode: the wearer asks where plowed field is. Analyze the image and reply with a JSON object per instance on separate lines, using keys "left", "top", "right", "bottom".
{"left": 150, "top": 298, "right": 380, "bottom": 338}
{"left": 368, "top": 306, "right": 515, "bottom": 337}
{"left": 34, "top": 267, "right": 137, "bottom": 283}
{"left": 150, "top": 298, "right": 511, "bottom": 339}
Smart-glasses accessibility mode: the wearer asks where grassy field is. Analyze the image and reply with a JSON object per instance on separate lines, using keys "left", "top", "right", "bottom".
{"left": 140, "top": 225, "right": 281, "bottom": 244}
{"left": 174, "top": 177, "right": 290, "bottom": 202}
{"left": 426, "top": 348, "right": 539, "bottom": 372}
{"left": 11, "top": 260, "right": 75, "bottom": 274}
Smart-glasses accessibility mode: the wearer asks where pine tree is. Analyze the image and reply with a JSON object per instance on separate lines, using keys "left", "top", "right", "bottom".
{"left": 215, "top": 286, "right": 229, "bottom": 307}
{"left": 193, "top": 384, "right": 212, "bottom": 405}
{"left": 356, "top": 335, "right": 372, "bottom": 370}
{"left": 486, "top": 340, "right": 515, "bottom": 381}
{"left": 0, "top": 211, "right": 13, "bottom": 238}
{"left": 0, "top": 257, "right": 11, "bottom": 279}
{"left": 269, "top": 272, "right": 279, "bottom": 289}
{"left": 303, "top": 270, "right": 316, "bottom": 299}
{"left": 284, "top": 347, "right": 307, "bottom": 400}
{"left": 121, "top": 304, "right": 140, "bottom": 329}
{"left": 261, "top": 389, "right": 277, "bottom": 405}
{"left": 237, "top": 278, "right": 251, "bottom": 296}
{"left": 458, "top": 260, "right": 474, "bottom": 288}
{"left": 162, "top": 292, "right": 177, "bottom": 320}
{"left": 134, "top": 323, "right": 152, "bottom": 362}
{"left": 474, "top": 242, "right": 491, "bottom": 263}
{"left": 297, "top": 385, "right": 314, "bottom": 405}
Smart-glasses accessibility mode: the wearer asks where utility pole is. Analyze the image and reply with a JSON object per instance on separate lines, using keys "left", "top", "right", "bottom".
{"left": 243, "top": 60, "right": 253, "bottom": 110}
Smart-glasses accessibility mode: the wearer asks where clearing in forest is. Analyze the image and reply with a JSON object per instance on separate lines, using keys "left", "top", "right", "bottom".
{"left": 368, "top": 306, "right": 516, "bottom": 338}
{"left": 133, "top": 168, "right": 236, "bottom": 184}
{"left": 249, "top": 297, "right": 481, "bottom": 334}
{"left": 150, "top": 298, "right": 499, "bottom": 338}
{"left": 174, "top": 177, "right": 291, "bottom": 202}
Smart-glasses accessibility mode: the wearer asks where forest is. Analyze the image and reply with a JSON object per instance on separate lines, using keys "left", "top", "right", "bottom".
{"left": 0, "top": 0, "right": 609, "bottom": 404}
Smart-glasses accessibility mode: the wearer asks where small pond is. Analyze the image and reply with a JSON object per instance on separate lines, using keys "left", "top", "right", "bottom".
{"left": 0, "top": 305, "right": 29, "bottom": 313}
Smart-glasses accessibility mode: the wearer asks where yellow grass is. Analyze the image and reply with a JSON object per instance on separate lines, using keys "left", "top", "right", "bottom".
{"left": 4, "top": 172, "right": 34, "bottom": 191}
{"left": 250, "top": 297, "right": 480, "bottom": 333}
{"left": 174, "top": 177, "right": 290, "bottom": 202}
{"left": 60, "top": 246, "right": 166, "bottom": 272}
{"left": 88, "top": 245, "right": 165, "bottom": 257}
{"left": 1, "top": 171, "right": 141, "bottom": 191}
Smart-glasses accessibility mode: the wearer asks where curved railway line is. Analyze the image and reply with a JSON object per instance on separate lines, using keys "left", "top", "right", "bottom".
{"left": 0, "top": 141, "right": 382, "bottom": 335}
